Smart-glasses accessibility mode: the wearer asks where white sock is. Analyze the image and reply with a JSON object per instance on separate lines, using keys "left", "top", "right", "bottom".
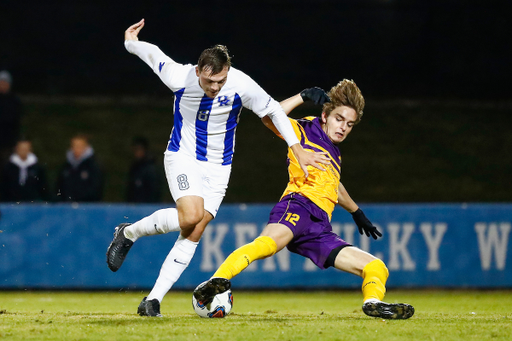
{"left": 147, "top": 235, "right": 199, "bottom": 302}
{"left": 364, "top": 298, "right": 381, "bottom": 304}
{"left": 124, "top": 208, "right": 180, "bottom": 242}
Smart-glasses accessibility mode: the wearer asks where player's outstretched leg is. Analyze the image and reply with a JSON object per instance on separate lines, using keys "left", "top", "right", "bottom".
{"left": 362, "top": 300, "right": 415, "bottom": 319}
{"left": 193, "top": 278, "right": 231, "bottom": 304}
{"left": 137, "top": 297, "right": 162, "bottom": 317}
{"left": 106, "top": 223, "right": 134, "bottom": 272}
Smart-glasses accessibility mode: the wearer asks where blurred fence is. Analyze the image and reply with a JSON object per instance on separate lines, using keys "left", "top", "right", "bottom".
{"left": 0, "top": 202, "right": 511, "bottom": 289}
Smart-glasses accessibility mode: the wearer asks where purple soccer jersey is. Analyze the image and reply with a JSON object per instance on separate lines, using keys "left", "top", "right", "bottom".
{"left": 268, "top": 193, "right": 351, "bottom": 269}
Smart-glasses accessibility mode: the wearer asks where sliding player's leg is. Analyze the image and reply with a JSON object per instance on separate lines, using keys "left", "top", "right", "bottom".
{"left": 215, "top": 223, "right": 292, "bottom": 279}
{"left": 193, "top": 223, "right": 292, "bottom": 303}
{"left": 332, "top": 247, "right": 414, "bottom": 319}
{"left": 194, "top": 194, "right": 322, "bottom": 303}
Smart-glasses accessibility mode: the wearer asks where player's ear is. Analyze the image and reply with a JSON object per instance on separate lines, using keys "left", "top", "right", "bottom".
{"left": 195, "top": 66, "right": 200, "bottom": 77}
{"left": 321, "top": 112, "right": 327, "bottom": 123}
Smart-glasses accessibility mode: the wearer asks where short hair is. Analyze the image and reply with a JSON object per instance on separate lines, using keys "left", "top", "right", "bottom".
{"left": 198, "top": 45, "right": 231, "bottom": 75}
{"left": 323, "top": 79, "right": 365, "bottom": 124}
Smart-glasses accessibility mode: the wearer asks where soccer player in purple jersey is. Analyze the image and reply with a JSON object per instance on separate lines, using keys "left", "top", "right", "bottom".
{"left": 194, "top": 80, "right": 415, "bottom": 320}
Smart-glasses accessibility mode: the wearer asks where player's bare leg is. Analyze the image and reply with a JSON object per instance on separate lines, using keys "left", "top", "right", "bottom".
{"left": 175, "top": 195, "right": 206, "bottom": 233}
{"left": 335, "top": 247, "right": 415, "bottom": 319}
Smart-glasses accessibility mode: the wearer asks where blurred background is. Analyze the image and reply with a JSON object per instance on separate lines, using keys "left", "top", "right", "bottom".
{"left": 1, "top": 0, "right": 511, "bottom": 203}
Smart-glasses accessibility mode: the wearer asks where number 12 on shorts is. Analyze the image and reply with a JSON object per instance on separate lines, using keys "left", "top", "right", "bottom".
{"left": 285, "top": 213, "right": 300, "bottom": 226}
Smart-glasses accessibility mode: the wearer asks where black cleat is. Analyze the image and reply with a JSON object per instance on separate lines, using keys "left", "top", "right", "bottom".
{"left": 106, "top": 223, "right": 133, "bottom": 272}
{"left": 137, "top": 297, "right": 162, "bottom": 317}
{"left": 363, "top": 301, "right": 415, "bottom": 319}
{"left": 193, "top": 278, "right": 232, "bottom": 305}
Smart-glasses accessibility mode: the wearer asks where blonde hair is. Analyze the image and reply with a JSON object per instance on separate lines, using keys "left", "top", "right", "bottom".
{"left": 322, "top": 79, "right": 365, "bottom": 124}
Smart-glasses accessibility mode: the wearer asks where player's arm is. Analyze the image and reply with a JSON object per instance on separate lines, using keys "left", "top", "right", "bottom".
{"left": 262, "top": 87, "right": 330, "bottom": 136}
{"left": 265, "top": 108, "right": 330, "bottom": 177}
{"left": 243, "top": 77, "right": 330, "bottom": 177}
{"left": 338, "top": 182, "right": 382, "bottom": 240}
{"left": 124, "top": 19, "right": 180, "bottom": 85}
{"left": 337, "top": 181, "right": 359, "bottom": 213}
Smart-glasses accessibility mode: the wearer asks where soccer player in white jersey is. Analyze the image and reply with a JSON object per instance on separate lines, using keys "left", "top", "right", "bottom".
{"left": 106, "top": 19, "right": 330, "bottom": 317}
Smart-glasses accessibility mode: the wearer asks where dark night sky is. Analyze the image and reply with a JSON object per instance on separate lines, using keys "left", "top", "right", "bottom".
{"left": 1, "top": 0, "right": 511, "bottom": 99}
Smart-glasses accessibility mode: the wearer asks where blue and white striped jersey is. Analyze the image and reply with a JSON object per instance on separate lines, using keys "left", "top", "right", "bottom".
{"left": 125, "top": 40, "right": 296, "bottom": 165}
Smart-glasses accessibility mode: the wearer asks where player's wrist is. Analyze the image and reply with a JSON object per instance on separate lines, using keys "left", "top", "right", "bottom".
{"left": 351, "top": 208, "right": 363, "bottom": 216}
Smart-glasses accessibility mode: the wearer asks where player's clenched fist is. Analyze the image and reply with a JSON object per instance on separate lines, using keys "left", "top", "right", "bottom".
{"left": 125, "top": 19, "right": 145, "bottom": 41}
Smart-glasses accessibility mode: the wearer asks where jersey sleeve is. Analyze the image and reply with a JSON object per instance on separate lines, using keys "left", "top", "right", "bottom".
{"left": 237, "top": 72, "right": 279, "bottom": 118}
{"left": 235, "top": 72, "right": 299, "bottom": 146}
{"left": 124, "top": 40, "right": 193, "bottom": 91}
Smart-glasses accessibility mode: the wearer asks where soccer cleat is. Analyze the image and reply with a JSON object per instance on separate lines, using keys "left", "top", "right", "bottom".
{"left": 137, "top": 297, "right": 162, "bottom": 317}
{"left": 193, "top": 278, "right": 232, "bottom": 305}
{"left": 362, "top": 300, "right": 415, "bottom": 319}
{"left": 106, "top": 223, "right": 134, "bottom": 272}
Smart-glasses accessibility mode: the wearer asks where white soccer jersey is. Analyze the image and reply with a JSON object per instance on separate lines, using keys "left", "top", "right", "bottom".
{"left": 125, "top": 40, "right": 299, "bottom": 165}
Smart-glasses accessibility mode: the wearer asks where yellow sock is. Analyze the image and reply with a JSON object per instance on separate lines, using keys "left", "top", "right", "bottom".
{"left": 361, "top": 259, "right": 389, "bottom": 302}
{"left": 213, "top": 236, "right": 277, "bottom": 280}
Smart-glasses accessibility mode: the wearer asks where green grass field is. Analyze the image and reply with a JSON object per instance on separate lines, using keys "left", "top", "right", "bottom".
{"left": 1, "top": 290, "right": 511, "bottom": 340}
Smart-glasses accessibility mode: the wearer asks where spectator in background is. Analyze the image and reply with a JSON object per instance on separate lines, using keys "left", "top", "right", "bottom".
{"left": 127, "top": 136, "right": 161, "bottom": 203}
{"left": 56, "top": 134, "right": 103, "bottom": 202}
{"left": 0, "top": 70, "right": 23, "bottom": 167}
{"left": 1, "top": 138, "right": 48, "bottom": 202}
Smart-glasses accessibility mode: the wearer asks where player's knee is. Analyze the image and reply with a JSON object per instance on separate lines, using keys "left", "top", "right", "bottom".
{"left": 179, "top": 209, "right": 205, "bottom": 229}
{"left": 363, "top": 259, "right": 389, "bottom": 280}
{"left": 254, "top": 236, "right": 278, "bottom": 257}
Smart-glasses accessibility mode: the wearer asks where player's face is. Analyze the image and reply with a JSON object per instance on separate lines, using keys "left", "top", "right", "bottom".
{"left": 321, "top": 106, "right": 357, "bottom": 144}
{"left": 196, "top": 66, "right": 229, "bottom": 98}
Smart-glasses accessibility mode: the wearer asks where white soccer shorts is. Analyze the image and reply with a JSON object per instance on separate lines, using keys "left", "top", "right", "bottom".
{"left": 164, "top": 151, "right": 231, "bottom": 217}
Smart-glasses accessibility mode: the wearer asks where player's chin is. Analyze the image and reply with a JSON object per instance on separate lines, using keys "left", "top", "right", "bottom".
{"left": 332, "top": 134, "right": 345, "bottom": 144}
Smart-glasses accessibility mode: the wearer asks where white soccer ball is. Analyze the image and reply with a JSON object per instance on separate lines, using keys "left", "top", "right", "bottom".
{"left": 192, "top": 288, "right": 233, "bottom": 318}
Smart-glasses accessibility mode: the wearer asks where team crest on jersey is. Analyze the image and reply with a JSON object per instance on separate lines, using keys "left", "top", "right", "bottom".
{"left": 217, "top": 96, "right": 230, "bottom": 106}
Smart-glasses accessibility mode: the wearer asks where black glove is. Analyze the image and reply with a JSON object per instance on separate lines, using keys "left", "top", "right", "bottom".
{"left": 351, "top": 208, "right": 382, "bottom": 240}
{"left": 300, "top": 87, "right": 330, "bottom": 105}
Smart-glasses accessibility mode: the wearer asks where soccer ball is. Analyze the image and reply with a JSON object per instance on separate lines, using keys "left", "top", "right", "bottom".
{"left": 192, "top": 289, "right": 233, "bottom": 318}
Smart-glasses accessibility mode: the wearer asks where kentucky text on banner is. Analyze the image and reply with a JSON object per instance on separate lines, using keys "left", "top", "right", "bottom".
{"left": 0, "top": 203, "right": 510, "bottom": 289}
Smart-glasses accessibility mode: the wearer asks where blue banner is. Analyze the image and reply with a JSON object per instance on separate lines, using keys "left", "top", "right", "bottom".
{"left": 0, "top": 203, "right": 511, "bottom": 289}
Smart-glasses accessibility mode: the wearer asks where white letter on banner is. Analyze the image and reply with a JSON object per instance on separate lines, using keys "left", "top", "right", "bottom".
{"left": 475, "top": 223, "right": 511, "bottom": 270}
{"left": 200, "top": 223, "right": 229, "bottom": 271}
{"left": 420, "top": 223, "right": 447, "bottom": 271}
{"left": 303, "top": 258, "right": 317, "bottom": 271}
{"left": 388, "top": 223, "right": 416, "bottom": 270}
{"left": 234, "top": 223, "right": 258, "bottom": 271}
{"left": 339, "top": 223, "right": 356, "bottom": 245}
{"left": 331, "top": 223, "right": 342, "bottom": 239}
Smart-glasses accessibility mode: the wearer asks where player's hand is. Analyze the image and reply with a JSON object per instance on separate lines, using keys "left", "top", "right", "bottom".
{"left": 300, "top": 87, "right": 330, "bottom": 105}
{"left": 125, "top": 19, "right": 145, "bottom": 41}
{"left": 351, "top": 209, "right": 382, "bottom": 240}
{"left": 290, "top": 144, "right": 330, "bottom": 178}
